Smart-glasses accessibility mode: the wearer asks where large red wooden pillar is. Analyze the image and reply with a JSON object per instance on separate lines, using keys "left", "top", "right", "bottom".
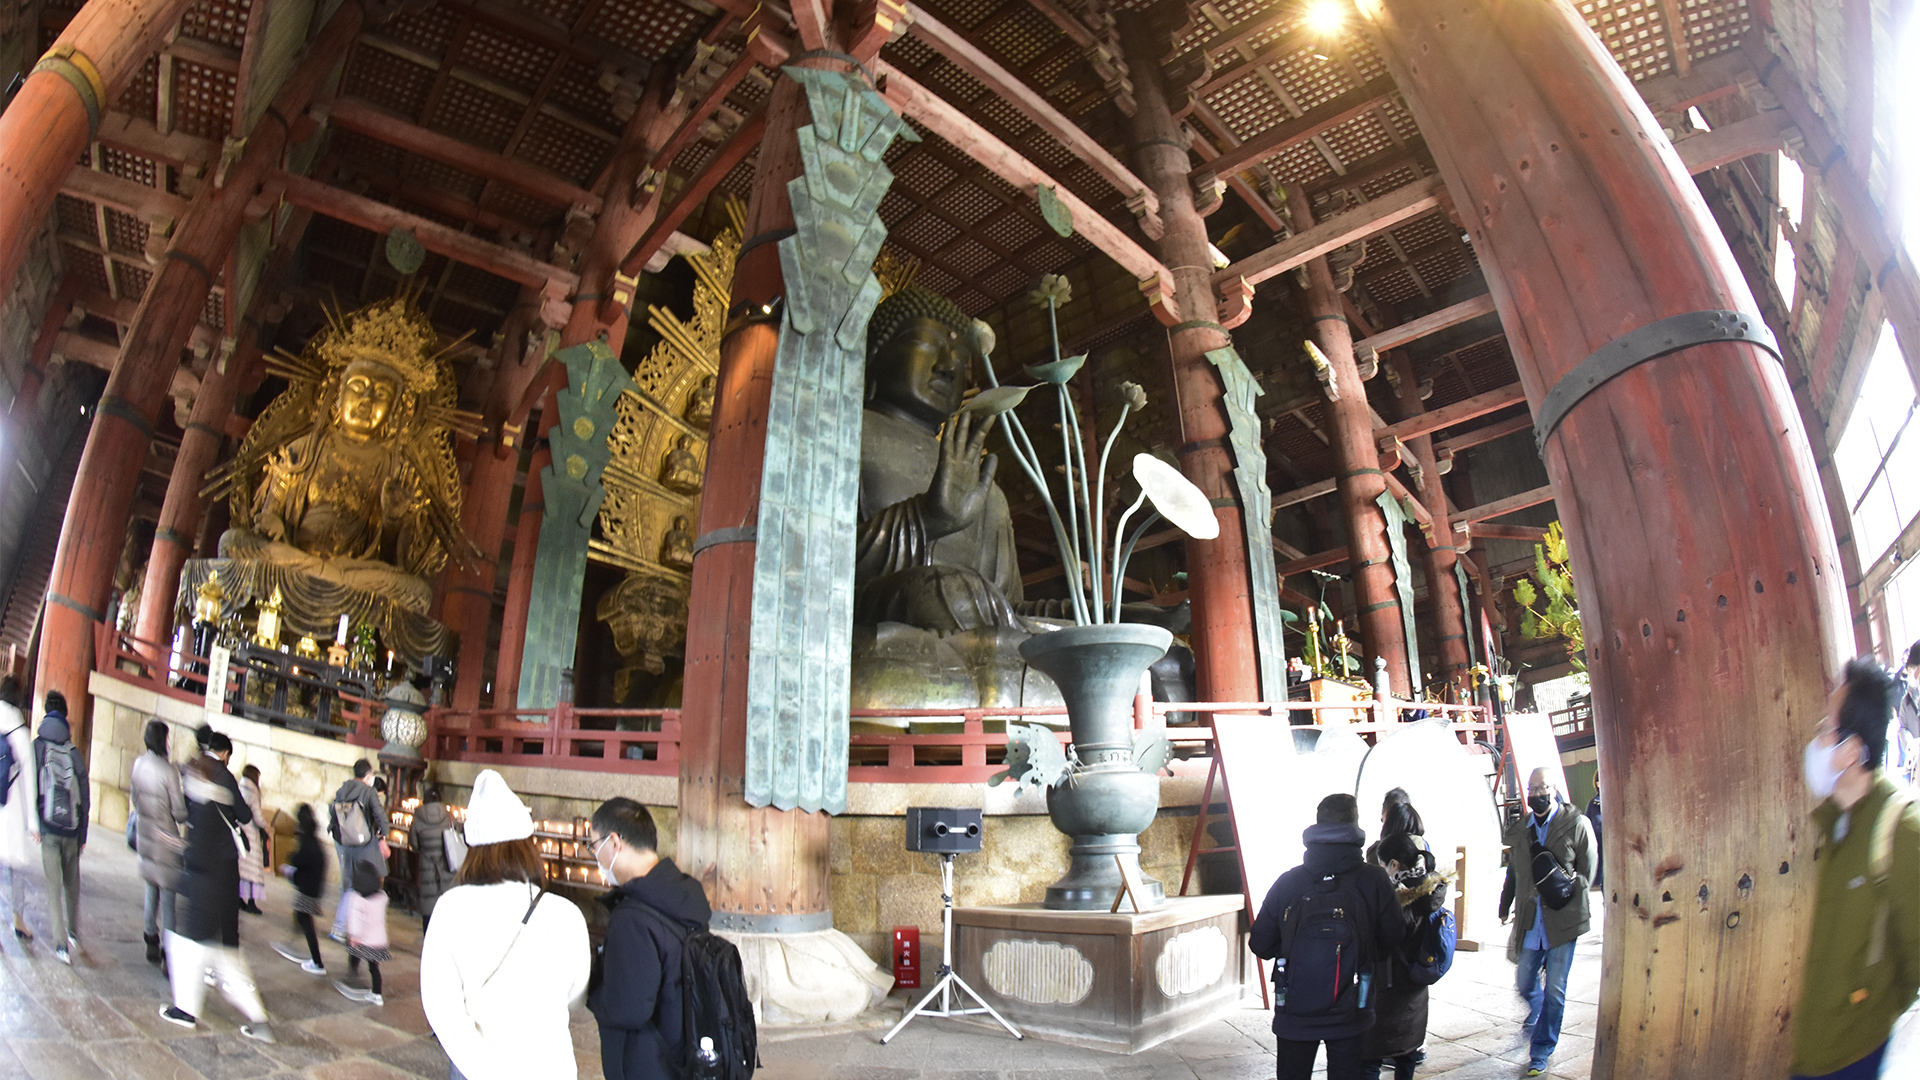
{"left": 1387, "top": 354, "right": 1471, "bottom": 692}
{"left": 34, "top": 1, "right": 364, "bottom": 746}
{"left": 676, "top": 72, "right": 832, "bottom": 925}
{"left": 1287, "top": 188, "right": 1410, "bottom": 694}
{"left": 1119, "top": 15, "right": 1260, "bottom": 703}
{"left": 484, "top": 69, "right": 675, "bottom": 707}
{"left": 133, "top": 210, "right": 314, "bottom": 655}
{"left": 1359, "top": 0, "right": 1849, "bottom": 1074}
{"left": 0, "top": 0, "right": 202, "bottom": 298}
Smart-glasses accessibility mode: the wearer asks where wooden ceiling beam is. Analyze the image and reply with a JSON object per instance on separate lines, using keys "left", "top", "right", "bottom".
{"left": 647, "top": 46, "right": 761, "bottom": 176}
{"left": 356, "top": 32, "right": 620, "bottom": 145}
{"left": 1026, "top": 0, "right": 1100, "bottom": 48}
{"left": 96, "top": 112, "right": 217, "bottom": 172}
{"left": 1204, "top": 79, "right": 1397, "bottom": 178}
{"left": 615, "top": 107, "right": 767, "bottom": 284}
{"left": 1197, "top": 5, "right": 1293, "bottom": 60}
{"left": 1675, "top": 110, "right": 1796, "bottom": 174}
{"left": 1470, "top": 523, "right": 1549, "bottom": 542}
{"left": 1213, "top": 174, "right": 1442, "bottom": 290}
{"left": 1186, "top": 102, "right": 1285, "bottom": 230}
{"left": 1433, "top": 411, "right": 1532, "bottom": 456}
{"left": 1351, "top": 292, "right": 1496, "bottom": 358}
{"left": 1450, "top": 484, "right": 1554, "bottom": 528}
{"left": 445, "top": 0, "right": 655, "bottom": 78}
{"left": 1278, "top": 546, "right": 1350, "bottom": 576}
{"left": 1376, "top": 381, "right": 1526, "bottom": 443}
{"left": 1634, "top": 49, "right": 1749, "bottom": 116}
{"left": 62, "top": 165, "right": 189, "bottom": 226}
{"left": 53, "top": 330, "right": 121, "bottom": 371}
{"left": 1192, "top": 28, "right": 1308, "bottom": 100}
{"left": 326, "top": 97, "right": 602, "bottom": 214}
{"left": 272, "top": 170, "right": 580, "bottom": 294}
{"left": 903, "top": 2, "right": 1161, "bottom": 234}
{"left": 875, "top": 60, "right": 1179, "bottom": 323}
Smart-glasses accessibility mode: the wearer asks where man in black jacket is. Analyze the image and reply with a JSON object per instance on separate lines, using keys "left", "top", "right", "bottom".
{"left": 588, "top": 797, "right": 712, "bottom": 1080}
{"left": 1251, "top": 793, "right": 1409, "bottom": 1080}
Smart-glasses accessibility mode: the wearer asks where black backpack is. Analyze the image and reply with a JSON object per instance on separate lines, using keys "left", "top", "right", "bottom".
{"left": 1275, "top": 867, "right": 1374, "bottom": 1021}
{"left": 635, "top": 902, "right": 758, "bottom": 1080}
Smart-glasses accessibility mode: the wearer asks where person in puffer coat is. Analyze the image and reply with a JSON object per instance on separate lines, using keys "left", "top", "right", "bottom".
{"left": 409, "top": 787, "right": 456, "bottom": 930}
{"left": 1360, "top": 832, "right": 1451, "bottom": 1080}
{"left": 130, "top": 719, "right": 188, "bottom": 963}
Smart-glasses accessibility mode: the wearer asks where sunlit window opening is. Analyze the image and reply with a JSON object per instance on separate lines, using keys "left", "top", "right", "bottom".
{"left": 1834, "top": 323, "right": 1920, "bottom": 568}
{"left": 1775, "top": 152, "right": 1804, "bottom": 306}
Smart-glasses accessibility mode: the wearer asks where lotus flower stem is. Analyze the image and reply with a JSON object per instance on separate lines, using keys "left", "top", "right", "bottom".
{"left": 976, "top": 343, "right": 1082, "bottom": 620}
{"left": 1054, "top": 384, "right": 1089, "bottom": 624}
{"left": 1112, "top": 508, "right": 1164, "bottom": 608}
{"left": 1109, "top": 489, "right": 1148, "bottom": 613}
{"left": 1060, "top": 383, "right": 1100, "bottom": 622}
{"left": 1094, "top": 402, "right": 1132, "bottom": 617}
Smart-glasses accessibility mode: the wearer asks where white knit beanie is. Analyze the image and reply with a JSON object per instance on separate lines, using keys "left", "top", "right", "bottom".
{"left": 463, "top": 769, "right": 534, "bottom": 845}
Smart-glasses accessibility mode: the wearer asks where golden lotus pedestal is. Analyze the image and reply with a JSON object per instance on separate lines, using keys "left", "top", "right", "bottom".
{"left": 946, "top": 893, "right": 1247, "bottom": 1053}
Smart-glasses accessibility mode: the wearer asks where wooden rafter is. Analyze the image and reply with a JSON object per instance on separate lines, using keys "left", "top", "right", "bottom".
{"left": 904, "top": 2, "right": 1161, "bottom": 233}
{"left": 273, "top": 170, "right": 579, "bottom": 293}
{"left": 327, "top": 98, "right": 602, "bottom": 213}
{"left": 1214, "top": 174, "right": 1442, "bottom": 290}
{"left": 1375, "top": 382, "right": 1526, "bottom": 443}
{"left": 1449, "top": 485, "right": 1554, "bottom": 528}
{"left": 1351, "top": 293, "right": 1496, "bottom": 358}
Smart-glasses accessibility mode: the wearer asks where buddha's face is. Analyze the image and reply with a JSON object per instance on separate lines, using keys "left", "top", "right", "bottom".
{"left": 869, "top": 316, "right": 969, "bottom": 428}
{"left": 338, "top": 362, "right": 401, "bottom": 441}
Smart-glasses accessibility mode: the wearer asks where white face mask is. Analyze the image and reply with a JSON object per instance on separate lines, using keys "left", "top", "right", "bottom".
{"left": 1803, "top": 736, "right": 1850, "bottom": 800}
{"left": 592, "top": 833, "right": 616, "bottom": 886}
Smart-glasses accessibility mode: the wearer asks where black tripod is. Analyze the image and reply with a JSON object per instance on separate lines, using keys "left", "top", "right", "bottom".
{"left": 881, "top": 852, "right": 1022, "bottom": 1044}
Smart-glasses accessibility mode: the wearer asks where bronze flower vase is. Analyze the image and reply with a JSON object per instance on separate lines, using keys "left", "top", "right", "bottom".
{"left": 1017, "top": 623, "right": 1173, "bottom": 911}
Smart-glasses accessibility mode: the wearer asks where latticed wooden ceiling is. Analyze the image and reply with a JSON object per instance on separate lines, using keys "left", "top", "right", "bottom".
{"left": 40, "top": 0, "right": 1763, "bottom": 511}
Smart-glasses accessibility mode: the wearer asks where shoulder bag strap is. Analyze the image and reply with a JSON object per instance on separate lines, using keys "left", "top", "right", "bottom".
{"left": 479, "top": 882, "right": 548, "bottom": 989}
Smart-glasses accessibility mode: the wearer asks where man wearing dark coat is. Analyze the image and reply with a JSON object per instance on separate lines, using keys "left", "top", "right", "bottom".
{"left": 587, "top": 797, "right": 714, "bottom": 1080}
{"left": 160, "top": 731, "right": 274, "bottom": 1041}
{"left": 1251, "top": 793, "right": 1411, "bottom": 1080}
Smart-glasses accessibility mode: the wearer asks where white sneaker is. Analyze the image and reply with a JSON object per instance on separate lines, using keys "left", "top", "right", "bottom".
{"left": 270, "top": 941, "right": 308, "bottom": 965}
{"left": 53, "top": 946, "right": 70, "bottom": 965}
{"left": 327, "top": 930, "right": 346, "bottom": 944}
{"left": 300, "top": 960, "right": 326, "bottom": 976}
{"left": 158, "top": 1005, "right": 196, "bottom": 1029}
{"left": 334, "top": 980, "right": 374, "bottom": 1003}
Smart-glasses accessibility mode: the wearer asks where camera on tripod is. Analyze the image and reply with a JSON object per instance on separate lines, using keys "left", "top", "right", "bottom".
{"left": 904, "top": 807, "right": 983, "bottom": 854}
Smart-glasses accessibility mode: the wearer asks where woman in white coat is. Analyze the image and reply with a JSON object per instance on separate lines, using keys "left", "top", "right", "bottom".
{"left": 0, "top": 676, "right": 38, "bottom": 941}
{"left": 419, "top": 770, "right": 589, "bottom": 1080}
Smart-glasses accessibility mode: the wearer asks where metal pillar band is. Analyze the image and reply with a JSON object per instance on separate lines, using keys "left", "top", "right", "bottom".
{"left": 33, "top": 45, "right": 105, "bottom": 136}
{"left": 1533, "top": 309, "right": 1779, "bottom": 450}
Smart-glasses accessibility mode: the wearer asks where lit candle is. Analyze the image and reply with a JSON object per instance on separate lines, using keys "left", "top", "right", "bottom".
{"left": 386, "top": 650, "right": 394, "bottom": 673}
{"left": 336, "top": 614, "right": 349, "bottom": 645}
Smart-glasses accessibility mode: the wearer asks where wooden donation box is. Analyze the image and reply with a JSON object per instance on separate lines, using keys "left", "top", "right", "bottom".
{"left": 950, "top": 893, "right": 1247, "bottom": 1052}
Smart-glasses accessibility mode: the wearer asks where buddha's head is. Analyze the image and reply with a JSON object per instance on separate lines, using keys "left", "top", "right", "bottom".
{"left": 865, "top": 285, "right": 975, "bottom": 429}
{"left": 336, "top": 358, "right": 403, "bottom": 441}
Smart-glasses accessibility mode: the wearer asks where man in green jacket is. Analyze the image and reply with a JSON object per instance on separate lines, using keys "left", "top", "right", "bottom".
{"left": 1792, "top": 658, "right": 1920, "bottom": 1079}
{"left": 1498, "top": 768, "right": 1595, "bottom": 1078}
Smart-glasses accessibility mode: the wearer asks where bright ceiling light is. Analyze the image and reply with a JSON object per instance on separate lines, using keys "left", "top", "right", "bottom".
{"left": 1304, "top": 0, "right": 1347, "bottom": 37}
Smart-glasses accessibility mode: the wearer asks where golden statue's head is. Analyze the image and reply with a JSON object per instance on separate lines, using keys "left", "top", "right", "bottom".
{"left": 313, "top": 297, "right": 445, "bottom": 443}
{"left": 338, "top": 359, "right": 403, "bottom": 441}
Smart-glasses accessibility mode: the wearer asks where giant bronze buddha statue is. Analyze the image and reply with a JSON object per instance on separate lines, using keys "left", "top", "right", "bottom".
{"left": 211, "top": 296, "right": 475, "bottom": 615}
{"left": 851, "top": 286, "right": 1048, "bottom": 710}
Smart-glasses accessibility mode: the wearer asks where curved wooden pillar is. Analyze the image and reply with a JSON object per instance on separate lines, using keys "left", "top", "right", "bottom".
{"left": 34, "top": 1, "right": 365, "bottom": 748}
{"left": 0, "top": 0, "right": 203, "bottom": 298}
{"left": 1120, "top": 16, "right": 1261, "bottom": 703}
{"left": 1387, "top": 354, "right": 1471, "bottom": 691}
{"left": 131, "top": 339, "right": 256, "bottom": 658}
{"left": 1287, "top": 187, "right": 1409, "bottom": 694}
{"left": 1358, "top": 0, "right": 1849, "bottom": 1074}
{"left": 676, "top": 74, "right": 831, "bottom": 921}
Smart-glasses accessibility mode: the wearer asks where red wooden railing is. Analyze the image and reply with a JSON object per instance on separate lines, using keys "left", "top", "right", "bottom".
{"left": 93, "top": 621, "right": 1494, "bottom": 784}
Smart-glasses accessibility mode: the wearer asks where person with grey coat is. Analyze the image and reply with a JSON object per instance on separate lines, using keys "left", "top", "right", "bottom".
{"left": 407, "top": 789, "right": 455, "bottom": 929}
{"left": 130, "top": 720, "right": 188, "bottom": 964}
{"left": 32, "top": 692, "right": 88, "bottom": 964}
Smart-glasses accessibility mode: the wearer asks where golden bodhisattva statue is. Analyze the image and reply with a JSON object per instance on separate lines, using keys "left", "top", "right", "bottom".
{"left": 660, "top": 434, "right": 704, "bottom": 495}
{"left": 208, "top": 296, "right": 479, "bottom": 614}
{"left": 684, "top": 374, "right": 716, "bottom": 429}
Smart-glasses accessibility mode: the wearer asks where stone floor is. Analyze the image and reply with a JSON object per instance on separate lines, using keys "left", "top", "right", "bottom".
{"left": 2, "top": 839, "right": 1914, "bottom": 1080}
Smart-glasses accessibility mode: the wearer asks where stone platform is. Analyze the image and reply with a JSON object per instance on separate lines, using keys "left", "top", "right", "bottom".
{"left": 950, "top": 893, "right": 1248, "bottom": 1053}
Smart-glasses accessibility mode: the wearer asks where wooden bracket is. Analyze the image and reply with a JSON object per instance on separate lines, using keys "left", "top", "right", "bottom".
{"left": 845, "top": 0, "right": 908, "bottom": 63}
{"left": 1141, "top": 274, "right": 1181, "bottom": 328}
{"left": 1216, "top": 274, "right": 1254, "bottom": 330}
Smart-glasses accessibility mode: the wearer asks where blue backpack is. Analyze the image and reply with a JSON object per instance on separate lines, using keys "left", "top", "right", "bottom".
{"left": 1404, "top": 902, "right": 1457, "bottom": 986}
